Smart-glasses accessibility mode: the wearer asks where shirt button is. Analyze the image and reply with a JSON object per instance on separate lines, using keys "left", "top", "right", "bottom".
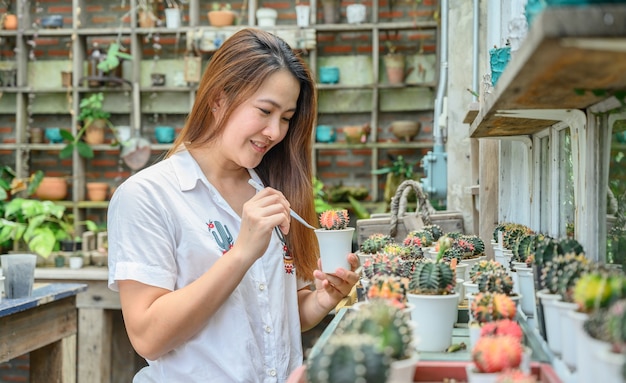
{"left": 259, "top": 283, "right": 265, "bottom": 291}
{"left": 269, "top": 369, "right": 277, "bottom": 377}
{"left": 265, "top": 326, "right": 272, "bottom": 333}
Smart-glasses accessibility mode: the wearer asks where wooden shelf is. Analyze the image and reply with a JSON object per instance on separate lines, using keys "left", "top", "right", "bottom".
{"left": 470, "top": 5, "right": 626, "bottom": 138}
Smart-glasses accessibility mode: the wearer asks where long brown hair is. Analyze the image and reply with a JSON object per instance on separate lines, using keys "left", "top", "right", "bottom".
{"left": 168, "top": 28, "right": 319, "bottom": 281}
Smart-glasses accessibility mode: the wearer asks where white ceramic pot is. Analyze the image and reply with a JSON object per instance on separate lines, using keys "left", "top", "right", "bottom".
{"left": 516, "top": 266, "right": 536, "bottom": 317}
{"left": 346, "top": 3, "right": 366, "bottom": 24}
{"left": 536, "top": 289, "right": 562, "bottom": 356}
{"left": 256, "top": 7, "right": 278, "bottom": 26}
{"left": 387, "top": 353, "right": 419, "bottom": 383}
{"left": 295, "top": 5, "right": 310, "bottom": 27}
{"left": 407, "top": 292, "right": 459, "bottom": 352}
{"left": 165, "top": 8, "right": 181, "bottom": 28}
{"left": 314, "top": 228, "right": 354, "bottom": 273}
{"left": 553, "top": 300, "right": 578, "bottom": 369}
{"left": 465, "top": 364, "right": 500, "bottom": 383}
{"left": 69, "top": 256, "right": 84, "bottom": 269}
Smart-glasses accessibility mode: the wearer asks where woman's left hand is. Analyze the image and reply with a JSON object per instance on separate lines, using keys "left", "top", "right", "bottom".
{"left": 312, "top": 253, "right": 360, "bottom": 309}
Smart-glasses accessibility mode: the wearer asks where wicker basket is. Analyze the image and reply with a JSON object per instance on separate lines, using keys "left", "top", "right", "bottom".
{"left": 356, "top": 180, "right": 465, "bottom": 246}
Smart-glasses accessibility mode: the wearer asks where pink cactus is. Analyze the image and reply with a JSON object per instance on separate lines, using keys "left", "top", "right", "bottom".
{"left": 318, "top": 209, "right": 350, "bottom": 230}
{"left": 472, "top": 335, "right": 523, "bottom": 373}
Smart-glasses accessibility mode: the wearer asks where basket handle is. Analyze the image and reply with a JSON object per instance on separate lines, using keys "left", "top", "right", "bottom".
{"left": 389, "top": 180, "right": 435, "bottom": 236}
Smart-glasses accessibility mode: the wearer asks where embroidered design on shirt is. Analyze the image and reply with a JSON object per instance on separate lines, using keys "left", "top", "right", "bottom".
{"left": 207, "top": 220, "right": 234, "bottom": 254}
{"left": 274, "top": 227, "right": 295, "bottom": 274}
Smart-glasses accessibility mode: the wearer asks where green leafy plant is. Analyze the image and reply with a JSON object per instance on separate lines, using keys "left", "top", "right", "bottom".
{"left": 371, "top": 154, "right": 415, "bottom": 178}
{"left": 211, "top": 2, "right": 232, "bottom": 11}
{"left": 97, "top": 42, "right": 133, "bottom": 73}
{"left": 60, "top": 92, "right": 118, "bottom": 159}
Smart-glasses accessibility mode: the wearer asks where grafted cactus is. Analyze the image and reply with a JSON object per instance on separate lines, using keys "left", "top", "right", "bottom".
{"left": 340, "top": 300, "right": 414, "bottom": 360}
{"left": 408, "top": 259, "right": 456, "bottom": 295}
{"left": 362, "top": 253, "right": 408, "bottom": 279}
{"left": 475, "top": 268, "right": 514, "bottom": 296}
{"left": 469, "top": 259, "right": 507, "bottom": 284}
{"left": 441, "top": 245, "right": 465, "bottom": 263}
{"left": 573, "top": 266, "right": 626, "bottom": 313}
{"left": 318, "top": 209, "right": 350, "bottom": 230}
{"left": 462, "top": 234, "right": 485, "bottom": 256}
{"left": 472, "top": 334, "right": 523, "bottom": 373}
{"left": 360, "top": 233, "right": 393, "bottom": 254}
{"left": 403, "top": 229, "right": 434, "bottom": 247}
{"left": 480, "top": 318, "right": 523, "bottom": 341}
{"left": 470, "top": 292, "right": 517, "bottom": 323}
{"left": 366, "top": 274, "right": 409, "bottom": 309}
{"left": 306, "top": 334, "right": 391, "bottom": 383}
{"left": 539, "top": 252, "right": 590, "bottom": 296}
{"left": 422, "top": 224, "right": 444, "bottom": 241}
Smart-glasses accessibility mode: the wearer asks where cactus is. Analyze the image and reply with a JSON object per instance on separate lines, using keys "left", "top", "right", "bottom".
{"left": 441, "top": 245, "right": 465, "bottom": 263}
{"left": 306, "top": 333, "right": 391, "bottom": 383}
{"left": 339, "top": 300, "right": 414, "bottom": 360}
{"left": 513, "top": 233, "right": 545, "bottom": 264}
{"left": 403, "top": 229, "right": 434, "bottom": 247}
{"left": 470, "top": 292, "right": 517, "bottom": 323}
{"left": 583, "top": 307, "right": 612, "bottom": 343}
{"left": 480, "top": 319, "right": 523, "bottom": 341}
{"left": 362, "top": 253, "right": 411, "bottom": 280}
{"left": 366, "top": 274, "right": 409, "bottom": 309}
{"left": 318, "top": 209, "right": 350, "bottom": 230}
{"left": 469, "top": 259, "right": 507, "bottom": 284}
{"left": 475, "top": 268, "right": 514, "bottom": 296}
{"left": 539, "top": 253, "right": 590, "bottom": 297}
{"left": 573, "top": 266, "right": 626, "bottom": 313}
{"left": 607, "top": 298, "right": 626, "bottom": 352}
{"left": 360, "top": 233, "right": 393, "bottom": 254}
{"left": 471, "top": 334, "right": 523, "bottom": 373}
{"left": 502, "top": 224, "right": 533, "bottom": 251}
{"left": 422, "top": 224, "right": 444, "bottom": 241}
{"left": 462, "top": 234, "right": 485, "bottom": 257}
{"left": 408, "top": 259, "right": 456, "bottom": 295}
{"left": 496, "top": 370, "right": 538, "bottom": 383}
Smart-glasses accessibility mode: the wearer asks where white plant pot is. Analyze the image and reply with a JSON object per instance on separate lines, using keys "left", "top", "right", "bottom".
{"left": 536, "top": 289, "right": 562, "bottom": 356}
{"left": 69, "top": 256, "right": 83, "bottom": 269}
{"left": 465, "top": 364, "right": 500, "bottom": 383}
{"left": 455, "top": 263, "right": 468, "bottom": 284}
{"left": 407, "top": 292, "right": 459, "bottom": 352}
{"left": 516, "top": 267, "right": 536, "bottom": 317}
{"left": 256, "top": 7, "right": 278, "bottom": 26}
{"left": 455, "top": 278, "right": 465, "bottom": 304}
{"left": 594, "top": 348, "right": 625, "bottom": 383}
{"left": 295, "top": 5, "right": 310, "bottom": 27}
{"left": 553, "top": 300, "right": 578, "bottom": 369}
{"left": 165, "top": 8, "right": 181, "bottom": 28}
{"left": 387, "top": 353, "right": 419, "bottom": 383}
{"left": 346, "top": 3, "right": 366, "bottom": 24}
{"left": 314, "top": 228, "right": 354, "bottom": 273}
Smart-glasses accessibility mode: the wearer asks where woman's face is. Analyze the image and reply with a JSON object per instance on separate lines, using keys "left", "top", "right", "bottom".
{"left": 217, "top": 69, "right": 300, "bottom": 170}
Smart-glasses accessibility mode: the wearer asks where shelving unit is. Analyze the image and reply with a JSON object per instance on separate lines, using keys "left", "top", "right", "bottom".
{"left": 0, "top": 0, "right": 439, "bottom": 237}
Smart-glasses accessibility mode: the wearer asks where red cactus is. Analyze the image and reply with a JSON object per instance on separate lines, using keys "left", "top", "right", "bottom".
{"left": 472, "top": 335, "right": 523, "bottom": 373}
{"left": 480, "top": 319, "right": 523, "bottom": 341}
{"left": 318, "top": 209, "right": 350, "bottom": 230}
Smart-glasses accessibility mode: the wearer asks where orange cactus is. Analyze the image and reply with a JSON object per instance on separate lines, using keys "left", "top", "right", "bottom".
{"left": 480, "top": 319, "right": 523, "bottom": 341}
{"left": 318, "top": 209, "right": 350, "bottom": 230}
{"left": 472, "top": 335, "right": 523, "bottom": 373}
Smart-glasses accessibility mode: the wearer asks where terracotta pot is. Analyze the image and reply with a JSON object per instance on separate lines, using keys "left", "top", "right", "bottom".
{"left": 390, "top": 120, "right": 421, "bottom": 142}
{"left": 138, "top": 10, "right": 157, "bottom": 28}
{"left": 35, "top": 177, "right": 68, "bottom": 201}
{"left": 3, "top": 14, "right": 18, "bottom": 30}
{"left": 207, "top": 10, "right": 235, "bottom": 27}
{"left": 384, "top": 54, "right": 407, "bottom": 85}
{"left": 84, "top": 119, "right": 107, "bottom": 145}
{"left": 86, "top": 182, "right": 109, "bottom": 201}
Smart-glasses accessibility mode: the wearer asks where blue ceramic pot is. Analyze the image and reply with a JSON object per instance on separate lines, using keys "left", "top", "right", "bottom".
{"left": 319, "top": 66, "right": 340, "bottom": 84}
{"left": 45, "top": 127, "right": 63, "bottom": 143}
{"left": 155, "top": 126, "right": 176, "bottom": 144}
{"left": 316, "top": 125, "right": 336, "bottom": 143}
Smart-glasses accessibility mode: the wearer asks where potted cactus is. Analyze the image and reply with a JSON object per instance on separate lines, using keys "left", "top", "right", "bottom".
{"left": 365, "top": 273, "right": 409, "bottom": 309}
{"left": 467, "top": 332, "right": 524, "bottom": 382}
{"left": 406, "top": 257, "right": 459, "bottom": 352}
{"left": 356, "top": 232, "right": 393, "bottom": 266}
{"left": 470, "top": 292, "right": 517, "bottom": 324}
{"left": 314, "top": 209, "right": 354, "bottom": 274}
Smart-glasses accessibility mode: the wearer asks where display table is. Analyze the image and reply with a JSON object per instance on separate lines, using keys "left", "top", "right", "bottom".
{"left": 34, "top": 267, "right": 146, "bottom": 383}
{"left": 0, "top": 283, "right": 87, "bottom": 382}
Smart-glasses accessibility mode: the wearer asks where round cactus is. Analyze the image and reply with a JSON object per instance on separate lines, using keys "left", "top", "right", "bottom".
{"left": 480, "top": 319, "right": 523, "bottom": 341}
{"left": 366, "top": 274, "right": 409, "bottom": 309}
{"left": 573, "top": 267, "right": 626, "bottom": 313}
{"left": 470, "top": 292, "right": 517, "bottom": 323}
{"left": 539, "top": 253, "right": 590, "bottom": 296}
{"left": 462, "top": 234, "right": 485, "bottom": 257}
{"left": 607, "top": 298, "right": 626, "bottom": 352}
{"left": 360, "top": 233, "right": 393, "bottom": 254}
{"left": 404, "top": 230, "right": 434, "bottom": 247}
{"left": 472, "top": 334, "right": 523, "bottom": 373}
{"left": 408, "top": 259, "right": 456, "bottom": 295}
{"left": 422, "top": 224, "right": 444, "bottom": 241}
{"left": 513, "top": 233, "right": 545, "bottom": 263}
{"left": 306, "top": 334, "right": 391, "bottom": 383}
{"left": 318, "top": 209, "right": 350, "bottom": 230}
{"left": 469, "top": 259, "right": 506, "bottom": 284}
{"left": 340, "top": 300, "right": 414, "bottom": 360}
{"left": 475, "top": 269, "right": 514, "bottom": 296}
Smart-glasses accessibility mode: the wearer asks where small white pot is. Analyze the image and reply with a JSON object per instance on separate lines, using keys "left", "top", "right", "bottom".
{"left": 69, "top": 257, "right": 84, "bottom": 269}
{"left": 387, "top": 353, "right": 419, "bottom": 383}
{"left": 256, "top": 7, "right": 278, "bottom": 26}
{"left": 314, "top": 228, "right": 354, "bottom": 274}
{"left": 165, "top": 8, "right": 181, "bottom": 28}
{"left": 295, "top": 5, "right": 310, "bottom": 27}
{"left": 346, "top": 4, "right": 366, "bottom": 24}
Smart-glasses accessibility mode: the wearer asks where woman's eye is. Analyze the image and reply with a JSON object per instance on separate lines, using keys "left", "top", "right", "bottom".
{"left": 259, "top": 108, "right": 270, "bottom": 115}
{"left": 282, "top": 116, "right": 292, "bottom": 122}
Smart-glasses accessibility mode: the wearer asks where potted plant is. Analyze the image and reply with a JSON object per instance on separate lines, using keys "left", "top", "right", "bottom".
{"left": 314, "top": 209, "right": 354, "bottom": 274}
{"left": 467, "top": 332, "right": 524, "bottom": 382}
{"left": 60, "top": 92, "right": 120, "bottom": 159}
{"left": 207, "top": 3, "right": 236, "bottom": 26}
{"left": 137, "top": 0, "right": 159, "bottom": 28}
{"left": 97, "top": 42, "right": 133, "bottom": 83}
{"left": 371, "top": 154, "right": 417, "bottom": 203}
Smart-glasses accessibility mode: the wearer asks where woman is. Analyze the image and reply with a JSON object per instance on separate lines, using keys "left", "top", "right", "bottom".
{"left": 107, "top": 28, "right": 359, "bottom": 382}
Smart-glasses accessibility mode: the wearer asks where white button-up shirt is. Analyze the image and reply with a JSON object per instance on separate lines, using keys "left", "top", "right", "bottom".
{"left": 108, "top": 150, "right": 307, "bottom": 382}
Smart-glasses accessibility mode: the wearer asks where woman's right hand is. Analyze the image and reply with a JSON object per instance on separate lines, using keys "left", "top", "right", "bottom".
{"left": 237, "top": 185, "right": 291, "bottom": 260}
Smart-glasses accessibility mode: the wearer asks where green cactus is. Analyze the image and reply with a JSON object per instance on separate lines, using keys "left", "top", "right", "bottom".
{"left": 559, "top": 237, "right": 584, "bottom": 255}
{"left": 360, "top": 233, "right": 393, "bottom": 254}
{"left": 469, "top": 259, "right": 506, "bottom": 283}
{"left": 462, "top": 234, "right": 485, "bottom": 256}
{"left": 362, "top": 253, "right": 412, "bottom": 280}
{"left": 422, "top": 224, "right": 444, "bottom": 241}
{"left": 306, "top": 333, "right": 391, "bottom": 383}
{"left": 403, "top": 229, "right": 434, "bottom": 247}
{"left": 607, "top": 298, "right": 626, "bottom": 352}
{"left": 539, "top": 253, "right": 590, "bottom": 297}
{"left": 408, "top": 259, "right": 456, "bottom": 295}
{"left": 441, "top": 245, "right": 465, "bottom": 263}
{"left": 513, "top": 233, "right": 545, "bottom": 263}
{"left": 470, "top": 292, "right": 517, "bottom": 323}
{"left": 339, "top": 300, "right": 414, "bottom": 360}
{"left": 533, "top": 237, "right": 560, "bottom": 267}
{"left": 475, "top": 268, "right": 514, "bottom": 296}
{"left": 583, "top": 307, "right": 612, "bottom": 342}
{"left": 573, "top": 266, "right": 626, "bottom": 313}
